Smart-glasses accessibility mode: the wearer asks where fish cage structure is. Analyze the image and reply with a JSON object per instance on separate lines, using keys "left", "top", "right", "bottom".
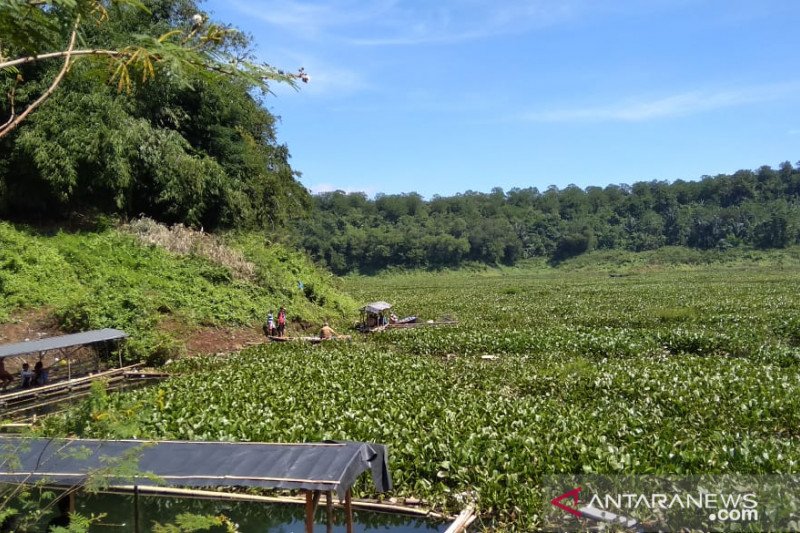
{"left": 0, "top": 436, "right": 392, "bottom": 533}
{"left": 0, "top": 328, "right": 128, "bottom": 381}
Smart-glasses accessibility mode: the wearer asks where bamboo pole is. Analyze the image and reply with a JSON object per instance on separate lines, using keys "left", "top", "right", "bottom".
{"left": 443, "top": 504, "right": 476, "bottom": 533}
{"left": 326, "top": 490, "right": 333, "bottom": 533}
{"left": 345, "top": 488, "right": 353, "bottom": 533}
{"left": 102, "top": 485, "right": 449, "bottom": 518}
{"left": 305, "top": 491, "right": 314, "bottom": 533}
{"left": 133, "top": 485, "right": 140, "bottom": 533}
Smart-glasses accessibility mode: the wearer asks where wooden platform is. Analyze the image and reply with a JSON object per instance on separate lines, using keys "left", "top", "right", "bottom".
{"left": 268, "top": 335, "right": 352, "bottom": 344}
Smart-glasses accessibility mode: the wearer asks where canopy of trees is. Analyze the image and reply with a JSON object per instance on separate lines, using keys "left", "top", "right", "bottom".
{"left": 295, "top": 162, "right": 800, "bottom": 273}
{"left": 0, "top": 0, "right": 310, "bottom": 230}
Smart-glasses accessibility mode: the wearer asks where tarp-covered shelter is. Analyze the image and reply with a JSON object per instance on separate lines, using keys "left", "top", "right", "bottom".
{"left": 361, "top": 301, "right": 392, "bottom": 315}
{"left": 0, "top": 437, "right": 392, "bottom": 532}
{"left": 0, "top": 329, "right": 128, "bottom": 360}
{"left": 360, "top": 301, "right": 393, "bottom": 329}
{"left": 0, "top": 328, "right": 128, "bottom": 380}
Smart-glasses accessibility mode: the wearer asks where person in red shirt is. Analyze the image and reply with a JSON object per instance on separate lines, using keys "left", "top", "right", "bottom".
{"left": 277, "top": 306, "right": 287, "bottom": 337}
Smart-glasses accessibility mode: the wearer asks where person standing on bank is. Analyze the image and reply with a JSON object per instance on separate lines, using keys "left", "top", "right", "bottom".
{"left": 277, "top": 306, "right": 287, "bottom": 337}
{"left": 266, "top": 310, "right": 276, "bottom": 336}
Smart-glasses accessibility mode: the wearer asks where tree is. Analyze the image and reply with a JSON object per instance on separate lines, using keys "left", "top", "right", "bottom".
{"left": 0, "top": 0, "right": 307, "bottom": 139}
{"left": 1, "top": 0, "right": 311, "bottom": 230}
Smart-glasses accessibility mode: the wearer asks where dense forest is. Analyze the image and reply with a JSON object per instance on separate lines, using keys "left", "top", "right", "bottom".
{"left": 0, "top": 0, "right": 309, "bottom": 231}
{"left": 295, "top": 162, "right": 800, "bottom": 273}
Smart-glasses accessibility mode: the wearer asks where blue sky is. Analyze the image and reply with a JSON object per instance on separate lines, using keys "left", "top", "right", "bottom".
{"left": 203, "top": 0, "right": 800, "bottom": 198}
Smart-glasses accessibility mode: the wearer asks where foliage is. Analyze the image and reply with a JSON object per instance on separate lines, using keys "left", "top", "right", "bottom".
{"left": 295, "top": 162, "right": 800, "bottom": 272}
{"left": 46, "top": 265, "right": 800, "bottom": 530}
{"left": 152, "top": 513, "right": 238, "bottom": 532}
{"left": 0, "top": 0, "right": 309, "bottom": 230}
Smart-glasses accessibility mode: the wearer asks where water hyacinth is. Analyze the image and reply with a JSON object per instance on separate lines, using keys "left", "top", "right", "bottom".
{"left": 48, "top": 267, "right": 800, "bottom": 530}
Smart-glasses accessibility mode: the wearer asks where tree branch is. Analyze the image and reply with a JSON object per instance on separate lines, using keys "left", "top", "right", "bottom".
{"left": 0, "top": 83, "right": 17, "bottom": 131}
{"left": 0, "top": 48, "right": 119, "bottom": 70}
{"left": 0, "top": 18, "right": 80, "bottom": 140}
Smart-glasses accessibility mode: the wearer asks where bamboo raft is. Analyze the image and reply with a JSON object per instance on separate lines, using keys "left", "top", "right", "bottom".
{"left": 267, "top": 335, "right": 352, "bottom": 344}
{"left": 0, "top": 364, "right": 165, "bottom": 421}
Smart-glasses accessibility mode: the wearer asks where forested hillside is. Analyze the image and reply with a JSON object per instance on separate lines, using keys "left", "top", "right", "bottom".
{"left": 295, "top": 161, "right": 800, "bottom": 273}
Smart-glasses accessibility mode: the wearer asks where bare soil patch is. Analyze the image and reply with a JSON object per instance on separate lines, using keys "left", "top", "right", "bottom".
{"left": 157, "top": 318, "right": 266, "bottom": 356}
{"left": 0, "top": 308, "right": 61, "bottom": 345}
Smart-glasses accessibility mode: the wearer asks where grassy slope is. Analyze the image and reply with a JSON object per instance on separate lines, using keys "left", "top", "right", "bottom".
{"left": 0, "top": 222, "right": 358, "bottom": 361}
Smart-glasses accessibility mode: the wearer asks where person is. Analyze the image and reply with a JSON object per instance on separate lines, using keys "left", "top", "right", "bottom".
{"left": 0, "top": 359, "right": 12, "bottom": 390}
{"left": 20, "top": 362, "right": 34, "bottom": 388}
{"left": 34, "top": 360, "right": 48, "bottom": 386}
{"left": 277, "top": 306, "right": 286, "bottom": 337}
{"left": 262, "top": 310, "right": 276, "bottom": 337}
{"left": 319, "top": 321, "right": 338, "bottom": 340}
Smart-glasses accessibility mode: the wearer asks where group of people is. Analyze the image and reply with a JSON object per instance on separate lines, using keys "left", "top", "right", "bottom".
{"left": 0, "top": 358, "right": 48, "bottom": 391}
{"left": 263, "top": 306, "right": 342, "bottom": 340}
{"left": 264, "top": 306, "right": 287, "bottom": 337}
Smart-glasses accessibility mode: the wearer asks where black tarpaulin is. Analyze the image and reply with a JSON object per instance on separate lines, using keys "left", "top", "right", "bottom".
{"left": 0, "top": 329, "right": 128, "bottom": 359}
{"left": 0, "top": 437, "right": 391, "bottom": 499}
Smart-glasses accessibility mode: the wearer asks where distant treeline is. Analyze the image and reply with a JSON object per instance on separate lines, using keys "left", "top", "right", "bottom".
{"left": 294, "top": 161, "right": 800, "bottom": 273}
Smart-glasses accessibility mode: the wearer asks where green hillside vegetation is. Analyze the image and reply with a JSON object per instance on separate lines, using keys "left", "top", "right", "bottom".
{"left": 0, "top": 220, "right": 357, "bottom": 362}
{"left": 296, "top": 161, "right": 800, "bottom": 273}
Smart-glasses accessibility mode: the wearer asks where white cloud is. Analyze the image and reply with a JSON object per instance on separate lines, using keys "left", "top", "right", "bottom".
{"left": 226, "top": 0, "right": 717, "bottom": 47}
{"left": 259, "top": 47, "right": 372, "bottom": 98}
{"left": 522, "top": 82, "right": 800, "bottom": 122}
{"left": 227, "top": 0, "right": 580, "bottom": 45}
{"left": 271, "top": 63, "right": 370, "bottom": 97}
{"left": 346, "top": 1, "right": 576, "bottom": 46}
{"left": 227, "top": 0, "right": 399, "bottom": 37}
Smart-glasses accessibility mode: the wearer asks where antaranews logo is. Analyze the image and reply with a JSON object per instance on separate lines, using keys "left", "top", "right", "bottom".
{"left": 550, "top": 487, "right": 582, "bottom": 518}
{"left": 542, "top": 475, "right": 797, "bottom": 532}
{"left": 546, "top": 476, "right": 780, "bottom": 531}
{"left": 550, "top": 486, "right": 759, "bottom": 522}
